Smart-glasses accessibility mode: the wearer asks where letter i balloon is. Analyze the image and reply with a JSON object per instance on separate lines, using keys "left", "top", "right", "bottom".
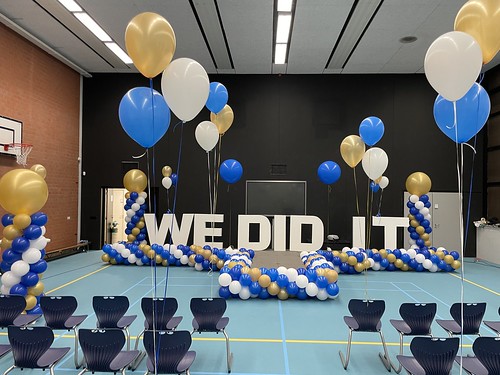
{"left": 0, "top": 167, "right": 50, "bottom": 314}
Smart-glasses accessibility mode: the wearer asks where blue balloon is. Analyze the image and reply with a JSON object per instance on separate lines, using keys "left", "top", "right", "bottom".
{"left": 239, "top": 274, "right": 252, "bottom": 287}
{"left": 276, "top": 274, "right": 289, "bottom": 288}
{"left": 119, "top": 87, "right": 171, "bottom": 148}
{"left": 326, "top": 283, "right": 339, "bottom": 297}
{"left": 21, "top": 272, "right": 39, "bottom": 287}
{"left": 26, "top": 305, "right": 43, "bottom": 315}
{"left": 206, "top": 82, "right": 229, "bottom": 114}
{"left": 219, "top": 286, "right": 231, "bottom": 299}
{"left": 1, "top": 214, "right": 14, "bottom": 227}
{"left": 433, "top": 83, "right": 490, "bottom": 144}
{"left": 30, "top": 259, "right": 48, "bottom": 274}
{"left": 10, "top": 283, "right": 27, "bottom": 296}
{"left": 1, "top": 261, "right": 11, "bottom": 272}
{"left": 267, "top": 268, "right": 279, "bottom": 282}
{"left": 12, "top": 237, "right": 30, "bottom": 253}
{"left": 219, "top": 159, "right": 243, "bottom": 184}
{"left": 317, "top": 161, "right": 341, "bottom": 185}
{"left": 316, "top": 276, "right": 328, "bottom": 289}
{"left": 359, "top": 116, "right": 384, "bottom": 146}
{"left": 286, "top": 281, "right": 298, "bottom": 296}
{"left": 259, "top": 288, "right": 270, "bottom": 299}
{"left": 296, "top": 288, "right": 308, "bottom": 300}
{"left": 370, "top": 181, "right": 380, "bottom": 193}
{"left": 23, "top": 225, "right": 42, "bottom": 240}
{"left": 31, "top": 212, "right": 48, "bottom": 226}
{"left": 170, "top": 173, "right": 178, "bottom": 186}
{"left": 249, "top": 281, "right": 262, "bottom": 295}
{"left": 2, "top": 249, "right": 21, "bottom": 263}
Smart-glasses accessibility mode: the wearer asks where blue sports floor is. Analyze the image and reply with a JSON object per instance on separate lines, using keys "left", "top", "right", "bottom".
{"left": 0, "top": 250, "right": 498, "bottom": 374}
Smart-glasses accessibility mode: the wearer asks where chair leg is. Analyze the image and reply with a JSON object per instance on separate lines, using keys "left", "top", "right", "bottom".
{"left": 390, "top": 332, "right": 403, "bottom": 373}
{"left": 124, "top": 327, "right": 131, "bottom": 350}
{"left": 3, "top": 365, "right": 16, "bottom": 375}
{"left": 73, "top": 327, "right": 84, "bottom": 368}
{"left": 222, "top": 329, "right": 233, "bottom": 373}
{"left": 377, "top": 331, "right": 392, "bottom": 372}
{"left": 76, "top": 368, "right": 87, "bottom": 375}
{"left": 129, "top": 329, "right": 146, "bottom": 370}
{"left": 339, "top": 328, "right": 353, "bottom": 370}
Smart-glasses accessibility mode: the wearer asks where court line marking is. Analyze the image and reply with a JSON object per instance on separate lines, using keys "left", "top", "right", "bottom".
{"left": 447, "top": 273, "right": 500, "bottom": 296}
{"left": 45, "top": 265, "right": 111, "bottom": 295}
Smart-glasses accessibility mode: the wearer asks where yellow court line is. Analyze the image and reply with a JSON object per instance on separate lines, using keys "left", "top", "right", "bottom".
{"left": 45, "top": 265, "right": 111, "bottom": 295}
{"left": 448, "top": 273, "right": 500, "bottom": 296}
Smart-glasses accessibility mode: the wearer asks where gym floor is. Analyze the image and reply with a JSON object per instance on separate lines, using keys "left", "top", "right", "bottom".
{"left": 0, "top": 250, "right": 498, "bottom": 374}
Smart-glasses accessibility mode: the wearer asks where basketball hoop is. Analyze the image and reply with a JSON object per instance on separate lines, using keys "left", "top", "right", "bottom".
{"left": 3, "top": 143, "right": 33, "bottom": 167}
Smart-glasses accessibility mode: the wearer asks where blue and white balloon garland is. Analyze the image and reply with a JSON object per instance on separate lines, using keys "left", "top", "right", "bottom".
{"left": 407, "top": 194, "right": 432, "bottom": 250}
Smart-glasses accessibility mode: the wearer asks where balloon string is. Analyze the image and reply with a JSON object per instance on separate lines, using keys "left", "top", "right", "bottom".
{"left": 228, "top": 184, "right": 232, "bottom": 247}
{"left": 132, "top": 150, "right": 147, "bottom": 159}
{"left": 207, "top": 152, "right": 214, "bottom": 244}
{"left": 377, "top": 189, "right": 383, "bottom": 217}
{"left": 213, "top": 135, "right": 222, "bottom": 213}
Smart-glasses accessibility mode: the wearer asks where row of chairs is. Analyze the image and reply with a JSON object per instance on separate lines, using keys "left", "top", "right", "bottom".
{"left": 0, "top": 294, "right": 233, "bottom": 374}
{"left": 338, "top": 299, "right": 500, "bottom": 374}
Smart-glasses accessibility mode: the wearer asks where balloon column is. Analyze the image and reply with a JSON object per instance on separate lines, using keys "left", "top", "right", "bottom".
{"left": 123, "top": 169, "right": 148, "bottom": 244}
{"left": 406, "top": 172, "right": 433, "bottom": 249}
{"left": 0, "top": 167, "right": 49, "bottom": 313}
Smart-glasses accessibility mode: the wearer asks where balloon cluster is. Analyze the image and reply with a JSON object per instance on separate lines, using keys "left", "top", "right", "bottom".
{"left": 161, "top": 165, "right": 177, "bottom": 190}
{"left": 102, "top": 242, "right": 190, "bottom": 266}
{"left": 324, "top": 248, "right": 371, "bottom": 274}
{"left": 122, "top": 169, "right": 148, "bottom": 244}
{"left": 407, "top": 194, "right": 432, "bottom": 249}
{"left": 191, "top": 245, "right": 248, "bottom": 272}
{"left": 1, "top": 212, "right": 49, "bottom": 314}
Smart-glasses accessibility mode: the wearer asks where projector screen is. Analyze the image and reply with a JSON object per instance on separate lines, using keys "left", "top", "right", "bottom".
{"left": 245, "top": 180, "right": 307, "bottom": 216}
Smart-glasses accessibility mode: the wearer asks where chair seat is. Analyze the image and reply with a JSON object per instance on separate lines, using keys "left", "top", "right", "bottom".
{"left": 146, "top": 350, "right": 196, "bottom": 373}
{"left": 36, "top": 347, "right": 70, "bottom": 368}
{"left": 109, "top": 350, "right": 139, "bottom": 371}
{"left": 390, "top": 319, "right": 412, "bottom": 334}
{"left": 484, "top": 320, "right": 500, "bottom": 333}
{"left": 396, "top": 355, "right": 426, "bottom": 375}
{"left": 64, "top": 315, "right": 88, "bottom": 329}
{"left": 13, "top": 314, "right": 41, "bottom": 327}
{"left": 143, "top": 316, "right": 183, "bottom": 331}
{"left": 0, "top": 344, "right": 11, "bottom": 358}
{"left": 436, "top": 319, "right": 463, "bottom": 334}
{"left": 191, "top": 316, "right": 229, "bottom": 331}
{"left": 344, "top": 316, "right": 381, "bottom": 332}
{"left": 455, "top": 356, "right": 489, "bottom": 375}
{"left": 117, "top": 315, "right": 137, "bottom": 329}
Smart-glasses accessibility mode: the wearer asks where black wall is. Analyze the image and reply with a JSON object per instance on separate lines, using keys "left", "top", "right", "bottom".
{"left": 82, "top": 73, "right": 484, "bottom": 255}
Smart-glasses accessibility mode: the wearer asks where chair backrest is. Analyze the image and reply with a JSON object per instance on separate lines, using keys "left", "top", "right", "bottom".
{"left": 78, "top": 329, "right": 125, "bottom": 372}
{"left": 449, "top": 302, "right": 486, "bottom": 334}
{"left": 40, "top": 296, "right": 78, "bottom": 329}
{"left": 190, "top": 298, "right": 226, "bottom": 331}
{"left": 399, "top": 303, "right": 437, "bottom": 335}
{"left": 144, "top": 330, "right": 192, "bottom": 373}
{"left": 8, "top": 326, "right": 53, "bottom": 368}
{"left": 348, "top": 299, "right": 385, "bottom": 332}
{"left": 410, "top": 337, "right": 459, "bottom": 375}
{"left": 0, "top": 295, "right": 26, "bottom": 327}
{"left": 473, "top": 336, "right": 500, "bottom": 374}
{"left": 93, "top": 296, "right": 129, "bottom": 328}
{"left": 141, "top": 297, "right": 178, "bottom": 330}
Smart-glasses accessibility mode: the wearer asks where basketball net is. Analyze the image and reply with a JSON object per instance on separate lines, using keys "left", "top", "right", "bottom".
{"left": 4, "top": 143, "right": 33, "bottom": 167}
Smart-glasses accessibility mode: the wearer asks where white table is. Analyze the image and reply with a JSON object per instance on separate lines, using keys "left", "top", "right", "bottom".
{"left": 476, "top": 226, "right": 500, "bottom": 264}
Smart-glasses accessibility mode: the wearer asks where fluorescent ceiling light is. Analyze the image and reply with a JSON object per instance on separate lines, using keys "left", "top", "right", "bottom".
{"left": 274, "top": 43, "right": 287, "bottom": 64}
{"left": 105, "top": 42, "right": 133, "bottom": 64}
{"left": 277, "top": 0, "right": 293, "bottom": 12}
{"left": 58, "top": 0, "right": 82, "bottom": 12}
{"left": 74, "top": 12, "right": 112, "bottom": 42}
{"left": 276, "top": 14, "right": 292, "bottom": 43}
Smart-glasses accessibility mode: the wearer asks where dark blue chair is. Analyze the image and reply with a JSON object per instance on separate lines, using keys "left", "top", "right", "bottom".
{"left": 78, "top": 328, "right": 139, "bottom": 375}
{"left": 40, "top": 295, "right": 88, "bottom": 368}
{"left": 5, "top": 326, "right": 70, "bottom": 375}
{"left": 92, "top": 296, "right": 137, "bottom": 350}
{"left": 397, "top": 337, "right": 459, "bottom": 375}
{"left": 390, "top": 303, "right": 437, "bottom": 373}
{"left": 0, "top": 343, "right": 11, "bottom": 359}
{"left": 144, "top": 330, "right": 196, "bottom": 375}
{"left": 0, "top": 294, "right": 40, "bottom": 328}
{"left": 190, "top": 298, "right": 232, "bottom": 373}
{"left": 484, "top": 307, "right": 500, "bottom": 336}
{"left": 436, "top": 302, "right": 486, "bottom": 337}
{"left": 455, "top": 336, "right": 500, "bottom": 375}
{"left": 338, "top": 299, "right": 391, "bottom": 371}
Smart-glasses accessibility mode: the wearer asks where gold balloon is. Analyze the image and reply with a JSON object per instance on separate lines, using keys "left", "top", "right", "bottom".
{"left": 162, "top": 166, "right": 172, "bottom": 177}
{"left": 30, "top": 164, "right": 47, "bottom": 179}
{"left": 451, "top": 260, "right": 461, "bottom": 270}
{"left": 123, "top": 169, "right": 147, "bottom": 192}
{"left": 147, "top": 250, "right": 156, "bottom": 259}
{"left": 3, "top": 225, "right": 22, "bottom": 241}
{"left": 110, "top": 258, "right": 117, "bottom": 265}
{"left": 436, "top": 251, "right": 445, "bottom": 259}
{"left": 127, "top": 234, "right": 136, "bottom": 242}
{"left": 241, "top": 266, "right": 250, "bottom": 274}
{"left": 406, "top": 172, "right": 432, "bottom": 196}
{"left": 416, "top": 226, "right": 425, "bottom": 235}
{"left": 421, "top": 233, "right": 430, "bottom": 241}
{"left": 13, "top": 214, "right": 32, "bottom": 230}
{"left": 354, "top": 262, "right": 365, "bottom": 273}
{"left": 101, "top": 254, "right": 111, "bottom": 262}
{"left": 379, "top": 249, "right": 387, "bottom": 258}
{"left": 125, "top": 192, "right": 131, "bottom": 199}
{"left": 401, "top": 264, "right": 409, "bottom": 271}
{"left": 25, "top": 295, "right": 37, "bottom": 310}
{"left": 387, "top": 253, "right": 396, "bottom": 263}
{"left": 1, "top": 238, "right": 12, "bottom": 251}
{"left": 444, "top": 255, "right": 454, "bottom": 265}
{"left": 28, "top": 281, "right": 44, "bottom": 296}
{"left": 0, "top": 169, "right": 48, "bottom": 215}
{"left": 325, "top": 269, "right": 338, "bottom": 283}
{"left": 155, "top": 255, "right": 163, "bottom": 264}
{"left": 210, "top": 105, "right": 234, "bottom": 135}
{"left": 268, "top": 282, "right": 280, "bottom": 296}
{"left": 394, "top": 259, "right": 403, "bottom": 269}
{"left": 258, "top": 274, "right": 271, "bottom": 288}
{"left": 131, "top": 228, "right": 140, "bottom": 236}
{"left": 424, "top": 240, "right": 432, "bottom": 247}
{"left": 249, "top": 268, "right": 262, "bottom": 282}
{"left": 339, "top": 252, "right": 348, "bottom": 263}
{"left": 136, "top": 221, "right": 145, "bottom": 229}
{"left": 455, "top": 0, "right": 500, "bottom": 64}
{"left": 315, "top": 268, "right": 325, "bottom": 276}
{"left": 340, "top": 135, "right": 366, "bottom": 168}
{"left": 125, "top": 12, "right": 176, "bottom": 78}
{"left": 347, "top": 256, "right": 358, "bottom": 266}
{"left": 216, "top": 260, "right": 224, "bottom": 269}
{"left": 162, "top": 260, "right": 168, "bottom": 266}
{"left": 278, "top": 289, "right": 289, "bottom": 300}
{"left": 374, "top": 176, "right": 382, "bottom": 184}
{"left": 410, "top": 220, "right": 419, "bottom": 228}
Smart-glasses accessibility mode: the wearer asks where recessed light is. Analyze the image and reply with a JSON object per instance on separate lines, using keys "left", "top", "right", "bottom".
{"left": 399, "top": 36, "right": 418, "bottom": 44}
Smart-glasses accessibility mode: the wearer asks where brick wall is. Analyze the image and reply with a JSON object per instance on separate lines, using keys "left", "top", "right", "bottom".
{"left": 0, "top": 23, "right": 80, "bottom": 254}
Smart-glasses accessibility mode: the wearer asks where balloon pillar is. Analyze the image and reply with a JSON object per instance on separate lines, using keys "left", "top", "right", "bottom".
{"left": 0, "top": 168, "right": 49, "bottom": 313}
{"left": 405, "top": 172, "right": 433, "bottom": 250}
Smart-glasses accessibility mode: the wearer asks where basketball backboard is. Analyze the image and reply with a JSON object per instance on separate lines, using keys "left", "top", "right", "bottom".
{"left": 0, "top": 116, "right": 22, "bottom": 156}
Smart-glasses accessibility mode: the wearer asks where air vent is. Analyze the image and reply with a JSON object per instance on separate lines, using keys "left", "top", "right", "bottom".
{"left": 270, "top": 164, "right": 287, "bottom": 176}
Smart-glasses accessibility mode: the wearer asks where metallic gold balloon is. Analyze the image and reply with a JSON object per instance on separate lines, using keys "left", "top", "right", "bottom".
{"left": 340, "top": 135, "right": 366, "bottom": 168}
{"left": 162, "top": 260, "right": 168, "bottom": 266}
{"left": 416, "top": 226, "right": 425, "bottom": 235}
{"left": 379, "top": 249, "right": 387, "bottom": 258}
{"left": 347, "top": 256, "right": 358, "bottom": 266}
{"left": 136, "top": 221, "right": 145, "bottom": 229}
{"left": 258, "top": 274, "right": 271, "bottom": 288}
{"left": 216, "top": 260, "right": 225, "bottom": 269}
{"left": 101, "top": 254, "right": 110, "bottom": 262}
{"left": 125, "top": 12, "right": 176, "bottom": 78}
{"left": 28, "top": 281, "right": 44, "bottom": 296}
{"left": 315, "top": 268, "right": 325, "bottom": 276}
{"left": 421, "top": 233, "right": 430, "bottom": 241}
{"left": 110, "top": 258, "right": 117, "bottom": 265}
{"left": 0, "top": 169, "right": 48, "bottom": 215}
{"left": 147, "top": 250, "right": 156, "bottom": 259}
{"left": 325, "top": 269, "right": 338, "bottom": 283}
{"left": 123, "top": 169, "right": 147, "bottom": 192}
{"left": 339, "top": 253, "right": 348, "bottom": 262}
{"left": 363, "top": 259, "right": 371, "bottom": 269}
{"left": 451, "top": 260, "right": 461, "bottom": 270}
{"left": 406, "top": 172, "right": 431, "bottom": 196}
{"left": 241, "top": 266, "right": 250, "bottom": 274}
{"left": 127, "top": 234, "right": 136, "bottom": 242}
{"left": 387, "top": 254, "right": 396, "bottom": 263}
{"left": 125, "top": 192, "right": 131, "bottom": 199}
{"left": 278, "top": 289, "right": 289, "bottom": 300}
{"left": 444, "top": 255, "right": 454, "bottom": 265}
{"left": 354, "top": 262, "right": 365, "bottom": 273}
{"left": 455, "top": 0, "right": 500, "bottom": 64}
{"left": 25, "top": 294, "right": 37, "bottom": 310}
{"left": 436, "top": 251, "right": 445, "bottom": 259}
{"left": 209, "top": 254, "right": 218, "bottom": 264}
{"left": 249, "top": 268, "right": 261, "bottom": 282}
{"left": 210, "top": 105, "right": 234, "bottom": 135}
{"left": 401, "top": 264, "right": 409, "bottom": 271}
{"left": 268, "top": 282, "right": 280, "bottom": 296}
{"left": 1, "top": 238, "right": 12, "bottom": 251}
{"left": 3, "top": 225, "right": 22, "bottom": 240}
{"left": 410, "top": 220, "right": 419, "bottom": 228}
{"left": 162, "top": 166, "right": 172, "bottom": 177}
{"left": 131, "top": 228, "right": 140, "bottom": 236}
{"left": 13, "top": 214, "right": 32, "bottom": 230}
{"left": 394, "top": 259, "right": 403, "bottom": 268}
{"left": 424, "top": 240, "right": 431, "bottom": 247}
{"left": 30, "top": 164, "right": 47, "bottom": 179}
{"left": 155, "top": 255, "right": 163, "bottom": 264}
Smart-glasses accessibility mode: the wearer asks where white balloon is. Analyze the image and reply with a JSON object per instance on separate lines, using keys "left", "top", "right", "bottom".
{"left": 40, "top": 226, "right": 46, "bottom": 235}
{"left": 361, "top": 147, "right": 388, "bottom": 180}
{"left": 136, "top": 196, "right": 145, "bottom": 205}
{"left": 317, "top": 288, "right": 329, "bottom": 300}
{"left": 277, "top": 266, "right": 288, "bottom": 275}
{"left": 423, "top": 259, "right": 433, "bottom": 269}
{"left": 424, "top": 31, "right": 482, "bottom": 101}
{"left": 430, "top": 264, "right": 439, "bottom": 272}
{"left": 11, "top": 260, "right": 30, "bottom": 277}
{"left": 305, "top": 282, "right": 318, "bottom": 297}
{"left": 1, "top": 285, "right": 10, "bottom": 294}
{"left": 229, "top": 280, "right": 242, "bottom": 294}
{"left": 420, "top": 207, "right": 430, "bottom": 216}
{"left": 121, "top": 249, "right": 131, "bottom": 258}
{"left": 139, "top": 192, "right": 147, "bottom": 198}
{"left": 125, "top": 216, "right": 131, "bottom": 223}
{"left": 116, "top": 243, "right": 126, "bottom": 252}
{"left": 286, "top": 268, "right": 298, "bottom": 282}
{"left": 126, "top": 209, "right": 135, "bottom": 218}
{"left": 161, "top": 58, "right": 209, "bottom": 122}
{"left": 296, "top": 274, "right": 308, "bottom": 289}
{"left": 30, "top": 236, "right": 48, "bottom": 250}
{"left": 136, "top": 259, "right": 144, "bottom": 266}
{"left": 218, "top": 273, "right": 232, "bottom": 287}
{"left": 415, "top": 254, "right": 425, "bottom": 263}
{"left": 379, "top": 176, "right": 389, "bottom": 189}
{"left": 180, "top": 255, "right": 189, "bottom": 265}
{"left": 162, "top": 177, "right": 172, "bottom": 189}
{"left": 131, "top": 203, "right": 140, "bottom": 211}
{"left": 195, "top": 121, "right": 219, "bottom": 152}
{"left": 372, "top": 262, "right": 381, "bottom": 271}
{"left": 407, "top": 249, "right": 417, "bottom": 259}
{"left": 22, "top": 248, "right": 42, "bottom": 264}
{"left": 1, "top": 271, "right": 21, "bottom": 287}
{"left": 415, "top": 201, "right": 424, "bottom": 210}
{"left": 173, "top": 249, "right": 183, "bottom": 259}
{"left": 239, "top": 286, "right": 251, "bottom": 300}
{"left": 410, "top": 195, "right": 420, "bottom": 203}
{"left": 128, "top": 254, "right": 137, "bottom": 264}
{"left": 194, "top": 263, "right": 203, "bottom": 271}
